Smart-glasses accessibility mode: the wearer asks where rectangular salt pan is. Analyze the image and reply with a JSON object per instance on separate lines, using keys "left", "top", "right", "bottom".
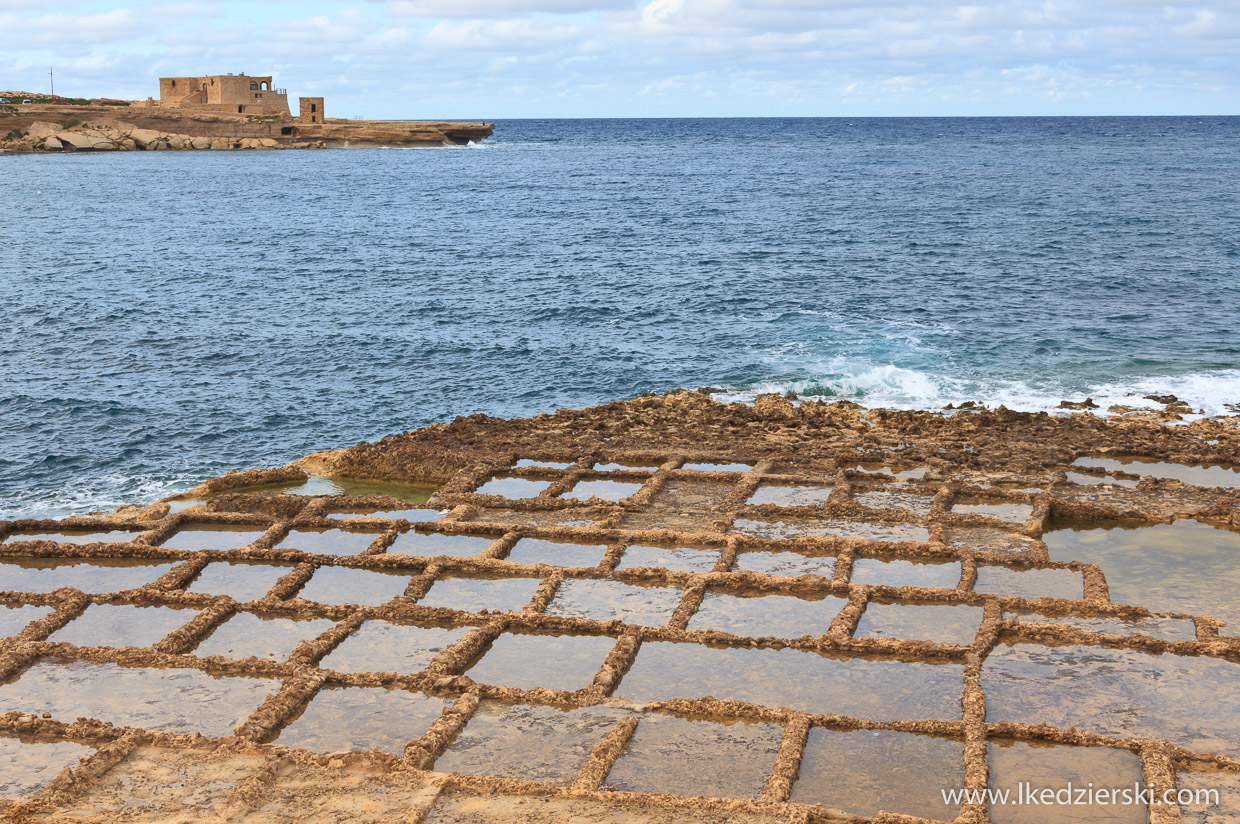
{"left": 187, "top": 561, "right": 295, "bottom": 602}
{"left": 318, "top": 621, "right": 469, "bottom": 674}
{"left": 0, "top": 659, "right": 278, "bottom": 738}
{"left": 983, "top": 642, "right": 1240, "bottom": 759}
{"left": 618, "top": 642, "right": 963, "bottom": 721}
{"left": 274, "top": 687, "right": 446, "bottom": 754}
{"left": 688, "top": 591, "right": 845, "bottom": 639}
{"left": 603, "top": 714, "right": 783, "bottom": 799}
{"left": 49, "top": 604, "right": 200, "bottom": 649}
{"left": 545, "top": 579, "right": 682, "bottom": 627}
{"left": 463, "top": 632, "right": 616, "bottom": 692}
{"left": 0, "top": 559, "right": 177, "bottom": 594}
{"left": 434, "top": 701, "right": 629, "bottom": 786}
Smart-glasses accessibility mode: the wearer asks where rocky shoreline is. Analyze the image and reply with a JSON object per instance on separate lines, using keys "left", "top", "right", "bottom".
{"left": 5, "top": 119, "right": 324, "bottom": 153}
{"left": 1, "top": 101, "right": 494, "bottom": 153}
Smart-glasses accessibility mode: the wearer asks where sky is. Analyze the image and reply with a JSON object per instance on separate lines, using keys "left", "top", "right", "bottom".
{"left": 1, "top": 0, "right": 1237, "bottom": 118}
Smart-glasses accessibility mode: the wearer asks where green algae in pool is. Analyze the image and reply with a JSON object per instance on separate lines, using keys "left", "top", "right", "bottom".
{"left": 272, "top": 686, "right": 446, "bottom": 753}
{"left": 186, "top": 561, "right": 296, "bottom": 602}
{"left": 49, "top": 604, "right": 200, "bottom": 649}
{"left": 191, "top": 613, "right": 335, "bottom": 661}
{"left": 1072, "top": 457, "right": 1240, "bottom": 488}
{"left": 1045, "top": 520, "right": 1240, "bottom": 636}
{"left": 0, "top": 735, "right": 93, "bottom": 799}
{"left": 545, "top": 579, "right": 683, "bottom": 627}
{"left": 434, "top": 700, "right": 629, "bottom": 785}
{"left": 982, "top": 641, "right": 1240, "bottom": 759}
{"left": 603, "top": 713, "right": 782, "bottom": 799}
{"left": 790, "top": 728, "right": 964, "bottom": 820}
{"left": 213, "top": 476, "right": 439, "bottom": 503}
{"left": 461, "top": 632, "right": 616, "bottom": 692}
{"left": 988, "top": 740, "right": 1147, "bottom": 824}
{"left": 0, "top": 558, "right": 178, "bottom": 594}
{"left": 617, "top": 642, "right": 964, "bottom": 720}
{"left": 318, "top": 621, "right": 470, "bottom": 674}
{"left": 855, "top": 601, "right": 984, "bottom": 646}
{"left": 687, "top": 591, "right": 845, "bottom": 638}
{"left": 0, "top": 658, "right": 279, "bottom": 737}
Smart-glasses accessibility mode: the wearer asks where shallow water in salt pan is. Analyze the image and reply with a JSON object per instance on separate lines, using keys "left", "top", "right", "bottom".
{"left": 475, "top": 477, "right": 551, "bottom": 499}
{"left": 688, "top": 591, "right": 844, "bottom": 638}
{"left": 790, "top": 728, "right": 964, "bottom": 820}
{"left": 545, "top": 579, "right": 682, "bottom": 626}
{"left": 463, "top": 632, "right": 616, "bottom": 692}
{"left": 987, "top": 740, "right": 1147, "bottom": 824}
{"left": 746, "top": 484, "right": 833, "bottom": 506}
{"left": 275, "top": 528, "right": 382, "bottom": 555}
{"left": 2, "top": 530, "right": 143, "bottom": 546}
{"left": 732, "top": 549, "right": 836, "bottom": 578}
{"left": 435, "top": 701, "right": 628, "bottom": 786}
{"left": 294, "top": 566, "right": 412, "bottom": 606}
{"left": 855, "top": 602, "right": 983, "bottom": 645}
{"left": 417, "top": 575, "right": 541, "bottom": 613}
{"left": 160, "top": 526, "right": 269, "bottom": 551}
{"left": 504, "top": 538, "right": 607, "bottom": 568}
{"left": 616, "top": 544, "right": 720, "bottom": 573}
{"left": 386, "top": 531, "right": 495, "bottom": 558}
{"left": 192, "top": 613, "right": 335, "bottom": 661}
{"left": 983, "top": 641, "right": 1240, "bottom": 759}
{"left": 0, "top": 558, "right": 177, "bottom": 593}
{"left": 0, "top": 735, "right": 93, "bottom": 799}
{"left": 319, "top": 621, "right": 469, "bottom": 674}
{"left": 186, "top": 560, "right": 295, "bottom": 602}
{"left": 618, "top": 642, "right": 963, "bottom": 720}
{"left": 850, "top": 557, "right": 961, "bottom": 589}
{"left": 1045, "top": 520, "right": 1240, "bottom": 636}
{"left": 1072, "top": 457, "right": 1240, "bottom": 488}
{"left": 274, "top": 687, "right": 447, "bottom": 753}
{"left": 603, "top": 714, "right": 782, "bottom": 799}
{"left": 0, "top": 604, "right": 52, "bottom": 637}
{"left": 0, "top": 659, "right": 278, "bottom": 737}
{"left": 49, "top": 604, "right": 199, "bottom": 648}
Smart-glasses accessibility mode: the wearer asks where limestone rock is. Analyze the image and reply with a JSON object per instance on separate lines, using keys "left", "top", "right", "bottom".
{"left": 43, "top": 136, "right": 62, "bottom": 150}
{"left": 27, "top": 121, "right": 61, "bottom": 141}
{"left": 129, "top": 129, "right": 161, "bottom": 148}
{"left": 190, "top": 137, "right": 211, "bottom": 150}
{"left": 55, "top": 132, "right": 101, "bottom": 151}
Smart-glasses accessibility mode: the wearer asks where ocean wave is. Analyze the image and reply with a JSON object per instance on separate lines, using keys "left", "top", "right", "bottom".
{"left": 716, "top": 366, "right": 1240, "bottom": 419}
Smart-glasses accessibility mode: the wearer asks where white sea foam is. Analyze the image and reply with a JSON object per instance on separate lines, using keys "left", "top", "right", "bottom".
{"left": 716, "top": 366, "right": 1240, "bottom": 420}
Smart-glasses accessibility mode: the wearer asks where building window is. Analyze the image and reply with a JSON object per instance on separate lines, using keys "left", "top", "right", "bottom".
{"left": 238, "top": 105, "right": 243, "bottom": 113}
{"left": 170, "top": 80, "right": 176, "bottom": 87}
{"left": 250, "top": 81, "right": 258, "bottom": 90}
{"left": 310, "top": 103, "right": 317, "bottom": 113}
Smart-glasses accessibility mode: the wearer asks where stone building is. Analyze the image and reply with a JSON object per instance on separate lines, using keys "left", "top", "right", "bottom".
{"left": 143, "top": 73, "right": 293, "bottom": 117}
{"left": 299, "top": 97, "right": 325, "bottom": 124}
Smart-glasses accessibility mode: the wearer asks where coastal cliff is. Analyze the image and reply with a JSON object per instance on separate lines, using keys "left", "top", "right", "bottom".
{"left": 0, "top": 101, "right": 493, "bottom": 153}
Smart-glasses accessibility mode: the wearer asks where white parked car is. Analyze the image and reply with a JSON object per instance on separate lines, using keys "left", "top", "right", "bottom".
{"left": 0, "top": 98, "right": 11, "bottom": 104}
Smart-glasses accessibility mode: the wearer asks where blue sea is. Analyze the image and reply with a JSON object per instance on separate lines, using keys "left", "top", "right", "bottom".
{"left": 3, "top": 117, "right": 1239, "bottom": 518}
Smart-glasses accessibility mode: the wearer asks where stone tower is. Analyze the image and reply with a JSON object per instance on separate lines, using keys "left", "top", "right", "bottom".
{"left": 299, "top": 97, "right": 325, "bottom": 124}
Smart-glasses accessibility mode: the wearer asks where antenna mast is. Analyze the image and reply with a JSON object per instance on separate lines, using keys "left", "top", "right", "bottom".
{"left": 49, "top": 67, "right": 54, "bottom": 96}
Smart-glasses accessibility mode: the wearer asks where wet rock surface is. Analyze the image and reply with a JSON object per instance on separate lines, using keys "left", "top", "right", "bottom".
{"left": 1, "top": 393, "right": 1239, "bottom": 821}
